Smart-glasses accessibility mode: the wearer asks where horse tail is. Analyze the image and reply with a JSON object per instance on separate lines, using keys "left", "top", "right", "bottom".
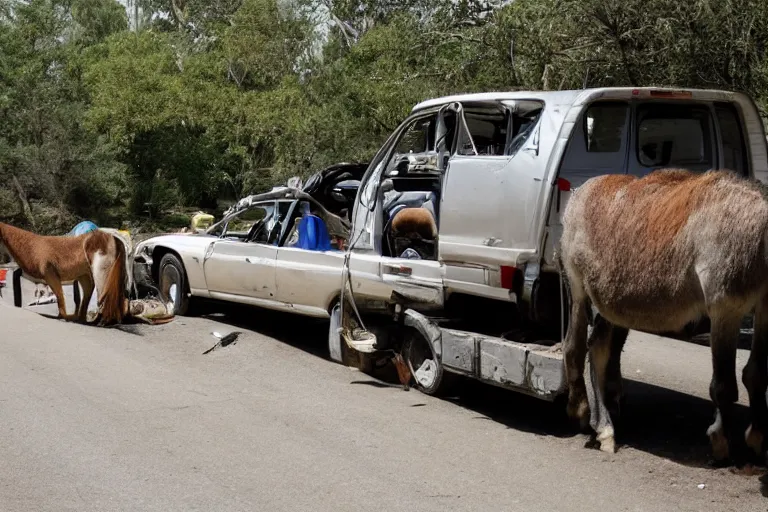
{"left": 99, "top": 235, "right": 127, "bottom": 325}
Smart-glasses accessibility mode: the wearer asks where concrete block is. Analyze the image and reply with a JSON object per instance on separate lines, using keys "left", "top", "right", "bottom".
{"left": 478, "top": 336, "right": 527, "bottom": 387}
{"left": 526, "top": 349, "right": 566, "bottom": 397}
{"left": 441, "top": 329, "right": 475, "bottom": 374}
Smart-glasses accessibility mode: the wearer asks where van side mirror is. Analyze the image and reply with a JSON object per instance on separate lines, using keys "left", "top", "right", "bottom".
{"left": 404, "top": 153, "right": 440, "bottom": 174}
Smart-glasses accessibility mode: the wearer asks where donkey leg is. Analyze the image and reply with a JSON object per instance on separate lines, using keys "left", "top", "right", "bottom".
{"left": 586, "top": 315, "right": 617, "bottom": 453}
{"left": 743, "top": 297, "right": 768, "bottom": 458}
{"left": 77, "top": 274, "right": 95, "bottom": 324}
{"left": 605, "top": 325, "right": 630, "bottom": 421}
{"left": 564, "top": 290, "right": 590, "bottom": 426}
{"left": 707, "top": 312, "right": 741, "bottom": 464}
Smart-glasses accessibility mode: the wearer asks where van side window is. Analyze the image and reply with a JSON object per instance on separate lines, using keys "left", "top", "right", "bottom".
{"left": 455, "top": 102, "right": 544, "bottom": 157}
{"left": 635, "top": 104, "right": 714, "bottom": 170}
{"left": 457, "top": 110, "right": 509, "bottom": 156}
{"left": 394, "top": 117, "right": 435, "bottom": 156}
{"left": 558, "top": 101, "right": 629, "bottom": 188}
{"left": 585, "top": 103, "right": 627, "bottom": 153}
{"left": 715, "top": 102, "right": 748, "bottom": 175}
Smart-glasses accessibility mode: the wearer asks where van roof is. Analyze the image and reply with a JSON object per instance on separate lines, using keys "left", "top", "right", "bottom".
{"left": 411, "top": 87, "right": 745, "bottom": 112}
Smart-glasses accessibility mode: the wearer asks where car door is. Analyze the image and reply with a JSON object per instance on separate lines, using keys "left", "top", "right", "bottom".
{"left": 438, "top": 100, "right": 546, "bottom": 274}
{"left": 346, "top": 111, "right": 445, "bottom": 309}
{"left": 274, "top": 199, "right": 347, "bottom": 315}
{"left": 203, "top": 201, "right": 279, "bottom": 301}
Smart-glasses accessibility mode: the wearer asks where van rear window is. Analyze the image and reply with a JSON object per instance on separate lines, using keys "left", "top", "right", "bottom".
{"left": 715, "top": 102, "right": 748, "bottom": 175}
{"left": 636, "top": 104, "right": 713, "bottom": 169}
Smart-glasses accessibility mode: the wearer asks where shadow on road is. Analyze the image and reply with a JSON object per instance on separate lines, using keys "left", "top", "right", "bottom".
{"left": 192, "top": 299, "right": 753, "bottom": 471}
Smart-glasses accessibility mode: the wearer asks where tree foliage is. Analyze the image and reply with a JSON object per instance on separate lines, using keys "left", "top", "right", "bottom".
{"left": 1, "top": 0, "right": 768, "bottom": 232}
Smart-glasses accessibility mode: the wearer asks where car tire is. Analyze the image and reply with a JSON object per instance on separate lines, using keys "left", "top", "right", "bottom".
{"left": 402, "top": 328, "right": 457, "bottom": 397}
{"left": 328, "top": 301, "right": 375, "bottom": 373}
{"left": 158, "top": 253, "right": 191, "bottom": 316}
{"left": 328, "top": 302, "right": 344, "bottom": 363}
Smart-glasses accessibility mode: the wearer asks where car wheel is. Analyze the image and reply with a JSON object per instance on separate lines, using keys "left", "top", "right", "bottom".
{"left": 158, "top": 253, "right": 191, "bottom": 316}
{"left": 328, "top": 302, "right": 344, "bottom": 363}
{"left": 402, "top": 328, "right": 456, "bottom": 397}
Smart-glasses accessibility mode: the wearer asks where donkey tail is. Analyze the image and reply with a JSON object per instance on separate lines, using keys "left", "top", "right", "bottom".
{"left": 99, "top": 235, "right": 127, "bottom": 325}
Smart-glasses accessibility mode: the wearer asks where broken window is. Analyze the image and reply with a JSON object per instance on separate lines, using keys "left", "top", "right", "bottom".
{"left": 636, "top": 103, "right": 713, "bottom": 169}
{"left": 457, "top": 111, "right": 508, "bottom": 156}
{"left": 223, "top": 204, "right": 273, "bottom": 241}
{"left": 455, "top": 101, "right": 543, "bottom": 157}
{"left": 385, "top": 114, "right": 439, "bottom": 176}
{"left": 395, "top": 116, "right": 434, "bottom": 155}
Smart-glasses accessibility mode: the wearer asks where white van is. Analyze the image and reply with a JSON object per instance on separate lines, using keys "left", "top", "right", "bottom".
{"left": 332, "top": 87, "right": 768, "bottom": 398}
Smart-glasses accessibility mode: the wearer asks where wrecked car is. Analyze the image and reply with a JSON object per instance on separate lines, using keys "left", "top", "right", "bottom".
{"left": 132, "top": 162, "right": 366, "bottom": 316}
{"left": 132, "top": 184, "right": 352, "bottom": 317}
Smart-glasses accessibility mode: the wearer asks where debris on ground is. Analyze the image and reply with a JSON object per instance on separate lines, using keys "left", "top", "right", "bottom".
{"left": 84, "top": 297, "right": 175, "bottom": 325}
{"left": 28, "top": 283, "right": 56, "bottom": 306}
{"left": 392, "top": 353, "right": 411, "bottom": 391}
{"left": 203, "top": 331, "right": 242, "bottom": 354}
{"left": 126, "top": 298, "right": 176, "bottom": 325}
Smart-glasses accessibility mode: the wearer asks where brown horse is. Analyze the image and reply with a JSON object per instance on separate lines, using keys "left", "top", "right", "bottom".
{"left": 560, "top": 169, "right": 768, "bottom": 465}
{"left": 0, "top": 222, "right": 128, "bottom": 325}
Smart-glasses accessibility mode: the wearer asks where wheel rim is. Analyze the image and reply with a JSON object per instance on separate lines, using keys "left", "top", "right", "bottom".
{"left": 405, "top": 333, "right": 438, "bottom": 389}
{"left": 159, "top": 264, "right": 181, "bottom": 312}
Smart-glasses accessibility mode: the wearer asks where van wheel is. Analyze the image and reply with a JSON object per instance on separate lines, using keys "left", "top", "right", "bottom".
{"left": 402, "top": 328, "right": 456, "bottom": 397}
{"left": 158, "top": 253, "right": 191, "bottom": 316}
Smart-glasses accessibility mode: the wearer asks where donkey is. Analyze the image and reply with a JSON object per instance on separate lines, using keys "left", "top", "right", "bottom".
{"left": 559, "top": 169, "right": 768, "bottom": 464}
{"left": 0, "top": 222, "right": 128, "bottom": 325}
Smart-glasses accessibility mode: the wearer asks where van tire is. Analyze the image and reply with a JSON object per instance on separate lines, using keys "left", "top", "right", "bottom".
{"left": 402, "top": 328, "right": 456, "bottom": 397}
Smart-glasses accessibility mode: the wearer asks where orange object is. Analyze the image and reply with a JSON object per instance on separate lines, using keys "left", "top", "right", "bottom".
{"left": 0, "top": 268, "right": 7, "bottom": 284}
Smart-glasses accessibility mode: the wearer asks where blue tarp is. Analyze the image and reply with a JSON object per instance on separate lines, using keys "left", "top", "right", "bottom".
{"left": 69, "top": 220, "right": 98, "bottom": 236}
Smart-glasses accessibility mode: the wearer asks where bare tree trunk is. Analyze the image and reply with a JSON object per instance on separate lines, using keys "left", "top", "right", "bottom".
{"left": 11, "top": 175, "right": 35, "bottom": 229}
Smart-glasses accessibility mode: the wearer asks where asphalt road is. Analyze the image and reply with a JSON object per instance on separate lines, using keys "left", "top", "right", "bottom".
{"left": 0, "top": 280, "right": 766, "bottom": 511}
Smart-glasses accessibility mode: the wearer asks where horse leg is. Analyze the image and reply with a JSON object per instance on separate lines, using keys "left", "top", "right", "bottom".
{"left": 604, "top": 325, "right": 629, "bottom": 421}
{"left": 90, "top": 250, "right": 113, "bottom": 308}
{"left": 706, "top": 312, "right": 742, "bottom": 464}
{"left": 586, "top": 314, "right": 617, "bottom": 453}
{"left": 743, "top": 296, "right": 768, "bottom": 459}
{"left": 77, "top": 274, "right": 95, "bottom": 324}
{"left": 44, "top": 270, "right": 75, "bottom": 322}
{"left": 563, "top": 285, "right": 590, "bottom": 427}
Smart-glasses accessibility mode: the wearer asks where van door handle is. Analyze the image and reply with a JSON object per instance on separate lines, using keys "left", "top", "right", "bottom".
{"left": 383, "top": 264, "right": 412, "bottom": 276}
